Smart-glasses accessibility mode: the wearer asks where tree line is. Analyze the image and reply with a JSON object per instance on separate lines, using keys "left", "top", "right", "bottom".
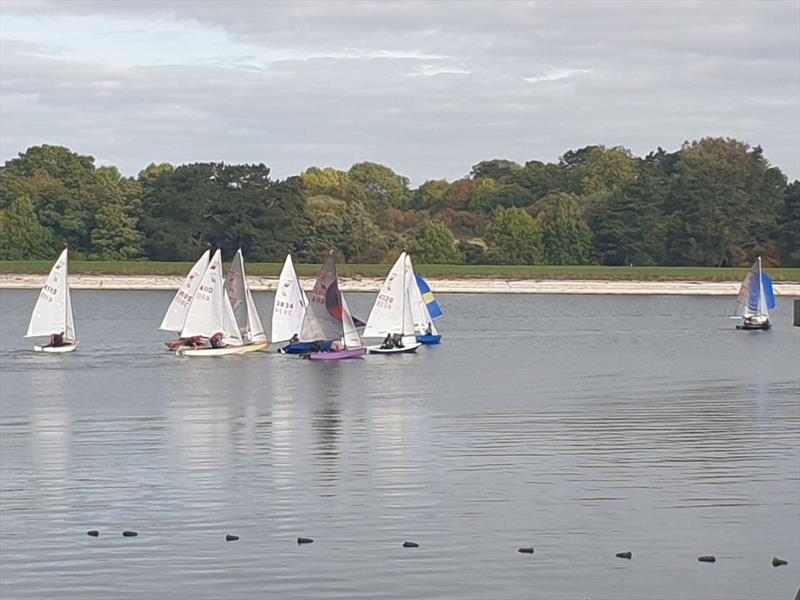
{"left": 0, "top": 139, "right": 797, "bottom": 266}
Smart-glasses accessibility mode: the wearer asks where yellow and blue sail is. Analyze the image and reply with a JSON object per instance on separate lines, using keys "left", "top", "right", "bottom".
{"left": 415, "top": 273, "right": 443, "bottom": 320}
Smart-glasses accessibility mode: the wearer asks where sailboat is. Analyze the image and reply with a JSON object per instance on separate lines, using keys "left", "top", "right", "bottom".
{"left": 363, "top": 252, "right": 422, "bottom": 354}
{"left": 26, "top": 246, "right": 78, "bottom": 353}
{"left": 225, "top": 248, "right": 270, "bottom": 348}
{"left": 734, "top": 256, "right": 776, "bottom": 330}
{"left": 410, "top": 269, "right": 443, "bottom": 345}
{"left": 176, "top": 250, "right": 266, "bottom": 356}
{"left": 160, "top": 249, "right": 210, "bottom": 350}
{"left": 272, "top": 254, "right": 324, "bottom": 354}
{"left": 299, "top": 252, "right": 365, "bottom": 360}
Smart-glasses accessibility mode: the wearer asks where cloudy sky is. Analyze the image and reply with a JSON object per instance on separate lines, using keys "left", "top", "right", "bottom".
{"left": 1, "top": 0, "right": 798, "bottom": 184}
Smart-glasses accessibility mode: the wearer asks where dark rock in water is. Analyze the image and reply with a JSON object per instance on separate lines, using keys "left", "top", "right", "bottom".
{"left": 226, "top": 534, "right": 239, "bottom": 542}
{"left": 122, "top": 530, "right": 138, "bottom": 537}
{"left": 86, "top": 530, "right": 99, "bottom": 537}
{"left": 402, "top": 541, "right": 419, "bottom": 548}
{"left": 615, "top": 551, "right": 632, "bottom": 559}
{"left": 772, "top": 556, "right": 787, "bottom": 567}
{"left": 297, "top": 537, "right": 314, "bottom": 545}
{"left": 697, "top": 555, "right": 716, "bottom": 563}
{"left": 518, "top": 547, "right": 534, "bottom": 554}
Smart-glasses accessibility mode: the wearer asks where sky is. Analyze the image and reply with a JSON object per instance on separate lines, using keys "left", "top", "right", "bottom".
{"left": 1, "top": 0, "right": 798, "bottom": 185}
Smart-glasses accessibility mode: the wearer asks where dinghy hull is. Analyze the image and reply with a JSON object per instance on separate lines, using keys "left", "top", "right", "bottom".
{"left": 737, "top": 318, "right": 771, "bottom": 330}
{"left": 34, "top": 341, "right": 79, "bottom": 353}
{"left": 368, "top": 342, "right": 421, "bottom": 354}
{"left": 176, "top": 342, "right": 270, "bottom": 357}
{"left": 416, "top": 334, "right": 441, "bottom": 345}
{"left": 305, "top": 348, "right": 366, "bottom": 360}
{"left": 278, "top": 341, "right": 334, "bottom": 354}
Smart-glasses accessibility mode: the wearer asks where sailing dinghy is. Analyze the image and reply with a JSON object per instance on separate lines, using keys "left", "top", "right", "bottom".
{"left": 363, "top": 253, "right": 422, "bottom": 354}
{"left": 734, "top": 256, "right": 776, "bottom": 330}
{"left": 410, "top": 269, "right": 443, "bottom": 345}
{"left": 175, "top": 250, "right": 265, "bottom": 356}
{"left": 225, "top": 248, "right": 270, "bottom": 350}
{"left": 26, "top": 246, "right": 78, "bottom": 353}
{"left": 300, "top": 252, "right": 365, "bottom": 360}
{"left": 160, "top": 249, "right": 210, "bottom": 350}
{"left": 272, "top": 254, "right": 327, "bottom": 354}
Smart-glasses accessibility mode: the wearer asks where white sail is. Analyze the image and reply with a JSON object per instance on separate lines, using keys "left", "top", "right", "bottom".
{"left": 339, "top": 292, "right": 361, "bottom": 349}
{"left": 160, "top": 249, "right": 210, "bottom": 332}
{"left": 363, "top": 252, "right": 416, "bottom": 339}
{"left": 401, "top": 254, "right": 417, "bottom": 341}
{"left": 26, "top": 248, "right": 75, "bottom": 340}
{"left": 180, "top": 250, "right": 243, "bottom": 345}
{"left": 756, "top": 257, "right": 769, "bottom": 318}
{"left": 272, "top": 254, "right": 307, "bottom": 342}
{"left": 406, "top": 256, "right": 436, "bottom": 335}
{"left": 226, "top": 249, "right": 267, "bottom": 343}
{"left": 299, "top": 254, "right": 342, "bottom": 342}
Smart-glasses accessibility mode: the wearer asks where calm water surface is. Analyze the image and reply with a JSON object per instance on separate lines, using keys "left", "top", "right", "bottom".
{"left": 1, "top": 290, "right": 798, "bottom": 600}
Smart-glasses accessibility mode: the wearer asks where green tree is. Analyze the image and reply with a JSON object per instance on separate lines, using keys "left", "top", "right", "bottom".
{"left": 542, "top": 198, "right": 592, "bottom": 264}
{"left": 0, "top": 195, "right": 55, "bottom": 259}
{"left": 413, "top": 221, "right": 464, "bottom": 264}
{"left": 410, "top": 179, "right": 450, "bottom": 212}
{"left": 580, "top": 146, "right": 639, "bottom": 196}
{"left": 90, "top": 201, "right": 145, "bottom": 259}
{"left": 348, "top": 162, "right": 411, "bottom": 210}
{"left": 485, "top": 207, "right": 544, "bottom": 264}
{"left": 777, "top": 180, "right": 800, "bottom": 265}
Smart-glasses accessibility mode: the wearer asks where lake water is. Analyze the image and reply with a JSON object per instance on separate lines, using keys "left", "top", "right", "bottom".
{"left": 1, "top": 290, "right": 798, "bottom": 600}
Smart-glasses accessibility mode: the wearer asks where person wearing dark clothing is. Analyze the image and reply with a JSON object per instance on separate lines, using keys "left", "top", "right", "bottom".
{"left": 381, "top": 334, "right": 394, "bottom": 350}
{"left": 393, "top": 333, "right": 404, "bottom": 348}
{"left": 49, "top": 332, "right": 65, "bottom": 347}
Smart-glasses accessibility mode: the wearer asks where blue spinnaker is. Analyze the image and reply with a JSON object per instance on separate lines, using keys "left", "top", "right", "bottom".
{"left": 415, "top": 274, "right": 443, "bottom": 320}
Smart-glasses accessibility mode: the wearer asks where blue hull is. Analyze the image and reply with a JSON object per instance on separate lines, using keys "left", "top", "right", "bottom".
{"left": 416, "top": 335, "right": 442, "bottom": 345}
{"left": 279, "top": 341, "right": 333, "bottom": 354}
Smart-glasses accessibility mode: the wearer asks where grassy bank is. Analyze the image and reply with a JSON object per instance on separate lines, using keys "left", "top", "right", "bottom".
{"left": 2, "top": 261, "right": 799, "bottom": 282}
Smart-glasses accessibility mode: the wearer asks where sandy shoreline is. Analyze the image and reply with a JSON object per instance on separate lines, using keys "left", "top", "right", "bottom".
{"left": 2, "top": 274, "right": 799, "bottom": 296}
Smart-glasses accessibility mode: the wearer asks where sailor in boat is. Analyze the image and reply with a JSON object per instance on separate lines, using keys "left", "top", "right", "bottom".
{"left": 46, "top": 332, "right": 66, "bottom": 348}
{"left": 425, "top": 323, "right": 433, "bottom": 336}
{"left": 381, "top": 334, "right": 394, "bottom": 350}
{"left": 210, "top": 332, "right": 226, "bottom": 349}
{"left": 280, "top": 333, "right": 300, "bottom": 353}
{"left": 392, "top": 333, "right": 404, "bottom": 348}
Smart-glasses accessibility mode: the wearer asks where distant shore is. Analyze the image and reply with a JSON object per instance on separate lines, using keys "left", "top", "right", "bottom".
{"left": 2, "top": 274, "right": 799, "bottom": 296}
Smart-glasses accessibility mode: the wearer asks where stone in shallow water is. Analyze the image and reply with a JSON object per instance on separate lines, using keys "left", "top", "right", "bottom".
{"left": 772, "top": 556, "right": 787, "bottom": 567}
{"left": 615, "top": 551, "right": 632, "bottom": 559}
{"left": 518, "top": 547, "right": 534, "bottom": 554}
{"left": 122, "top": 530, "right": 138, "bottom": 537}
{"left": 402, "top": 541, "right": 419, "bottom": 548}
{"left": 226, "top": 534, "right": 239, "bottom": 542}
{"left": 86, "top": 530, "right": 99, "bottom": 537}
{"left": 697, "top": 555, "right": 716, "bottom": 563}
{"left": 297, "top": 537, "right": 313, "bottom": 545}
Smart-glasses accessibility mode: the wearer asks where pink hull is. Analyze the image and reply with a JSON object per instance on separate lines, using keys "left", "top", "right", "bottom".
{"left": 307, "top": 348, "right": 366, "bottom": 361}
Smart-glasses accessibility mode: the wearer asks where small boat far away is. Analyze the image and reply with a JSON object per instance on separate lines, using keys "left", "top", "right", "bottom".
{"left": 734, "top": 256, "right": 776, "bottom": 330}
{"left": 175, "top": 250, "right": 267, "bottom": 356}
{"left": 363, "top": 252, "right": 422, "bottom": 354}
{"left": 26, "top": 246, "right": 79, "bottom": 353}
{"left": 160, "top": 249, "right": 210, "bottom": 350}
{"left": 411, "top": 270, "right": 443, "bottom": 345}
